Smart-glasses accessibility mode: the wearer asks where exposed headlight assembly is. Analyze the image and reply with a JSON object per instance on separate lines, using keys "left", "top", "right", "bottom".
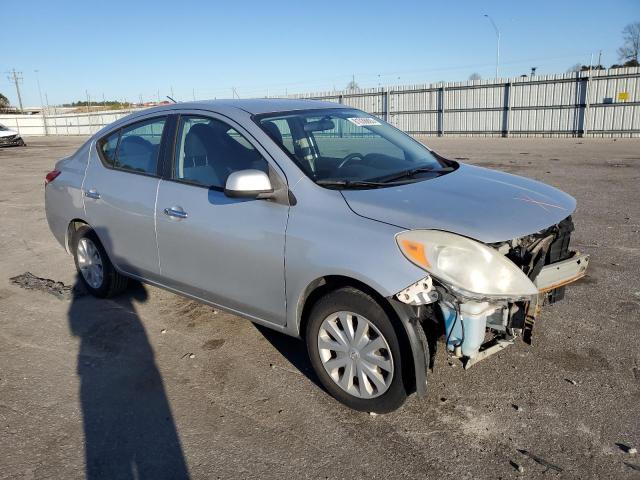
{"left": 396, "top": 230, "right": 538, "bottom": 300}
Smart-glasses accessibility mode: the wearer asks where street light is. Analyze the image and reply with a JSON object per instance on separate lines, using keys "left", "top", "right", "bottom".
{"left": 483, "top": 14, "right": 501, "bottom": 79}
{"left": 34, "top": 70, "right": 45, "bottom": 111}
{"left": 34, "top": 69, "right": 48, "bottom": 135}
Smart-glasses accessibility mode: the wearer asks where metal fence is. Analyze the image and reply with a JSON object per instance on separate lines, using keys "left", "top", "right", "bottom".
{"left": 292, "top": 67, "right": 640, "bottom": 138}
{"left": 1, "top": 67, "right": 638, "bottom": 138}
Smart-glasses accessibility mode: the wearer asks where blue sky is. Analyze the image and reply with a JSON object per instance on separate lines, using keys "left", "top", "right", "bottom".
{"left": 1, "top": 0, "right": 638, "bottom": 106}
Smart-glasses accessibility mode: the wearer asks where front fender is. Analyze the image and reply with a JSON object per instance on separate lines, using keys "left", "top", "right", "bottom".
{"left": 284, "top": 178, "right": 426, "bottom": 336}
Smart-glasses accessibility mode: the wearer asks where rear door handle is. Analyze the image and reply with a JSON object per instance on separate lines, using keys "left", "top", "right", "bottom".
{"left": 84, "top": 189, "right": 101, "bottom": 200}
{"left": 163, "top": 207, "right": 188, "bottom": 219}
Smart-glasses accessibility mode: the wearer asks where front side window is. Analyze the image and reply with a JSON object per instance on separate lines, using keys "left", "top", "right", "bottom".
{"left": 97, "top": 117, "right": 166, "bottom": 175}
{"left": 257, "top": 109, "right": 451, "bottom": 187}
{"left": 173, "top": 115, "right": 268, "bottom": 188}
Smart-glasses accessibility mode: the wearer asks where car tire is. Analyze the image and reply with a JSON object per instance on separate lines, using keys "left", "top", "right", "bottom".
{"left": 72, "top": 226, "right": 128, "bottom": 298}
{"left": 306, "top": 287, "right": 408, "bottom": 413}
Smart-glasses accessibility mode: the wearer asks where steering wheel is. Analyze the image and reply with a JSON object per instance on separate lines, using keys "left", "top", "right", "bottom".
{"left": 338, "top": 153, "right": 365, "bottom": 169}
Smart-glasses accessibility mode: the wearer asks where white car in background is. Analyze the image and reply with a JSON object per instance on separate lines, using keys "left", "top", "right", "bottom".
{"left": 0, "top": 123, "right": 26, "bottom": 147}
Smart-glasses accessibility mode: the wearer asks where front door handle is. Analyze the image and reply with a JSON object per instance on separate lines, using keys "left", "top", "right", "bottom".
{"left": 163, "top": 207, "right": 188, "bottom": 219}
{"left": 84, "top": 189, "right": 101, "bottom": 200}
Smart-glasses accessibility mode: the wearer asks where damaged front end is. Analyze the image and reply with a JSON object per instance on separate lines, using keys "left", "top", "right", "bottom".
{"left": 393, "top": 217, "right": 589, "bottom": 375}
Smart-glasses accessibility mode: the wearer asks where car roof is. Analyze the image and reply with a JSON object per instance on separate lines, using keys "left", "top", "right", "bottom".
{"left": 193, "top": 98, "right": 348, "bottom": 115}
{"left": 149, "top": 98, "right": 348, "bottom": 116}
{"left": 97, "top": 98, "right": 352, "bottom": 137}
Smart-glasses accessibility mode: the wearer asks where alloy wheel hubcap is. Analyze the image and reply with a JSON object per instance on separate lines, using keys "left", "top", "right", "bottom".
{"left": 77, "top": 238, "right": 103, "bottom": 289}
{"left": 317, "top": 311, "right": 394, "bottom": 399}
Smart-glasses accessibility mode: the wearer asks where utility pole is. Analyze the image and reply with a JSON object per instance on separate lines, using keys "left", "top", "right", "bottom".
{"left": 484, "top": 14, "right": 501, "bottom": 78}
{"left": 597, "top": 50, "right": 602, "bottom": 67}
{"left": 6, "top": 68, "right": 24, "bottom": 112}
{"left": 192, "top": 88, "right": 195, "bottom": 101}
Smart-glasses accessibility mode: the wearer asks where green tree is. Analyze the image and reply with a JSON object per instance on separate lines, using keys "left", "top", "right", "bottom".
{"left": 0, "top": 93, "right": 9, "bottom": 109}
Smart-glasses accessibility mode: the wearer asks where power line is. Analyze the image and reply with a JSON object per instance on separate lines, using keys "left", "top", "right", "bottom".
{"left": 5, "top": 68, "right": 24, "bottom": 112}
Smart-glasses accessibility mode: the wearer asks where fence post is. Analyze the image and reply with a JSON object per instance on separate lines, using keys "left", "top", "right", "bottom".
{"left": 384, "top": 88, "right": 391, "bottom": 122}
{"left": 581, "top": 74, "right": 591, "bottom": 137}
{"left": 438, "top": 86, "right": 445, "bottom": 136}
{"left": 502, "top": 82, "right": 511, "bottom": 137}
{"left": 42, "top": 111, "right": 48, "bottom": 136}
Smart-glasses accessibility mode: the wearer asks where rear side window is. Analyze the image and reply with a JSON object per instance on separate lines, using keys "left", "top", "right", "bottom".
{"left": 117, "top": 118, "right": 166, "bottom": 175}
{"left": 97, "top": 117, "right": 166, "bottom": 175}
{"left": 99, "top": 131, "right": 119, "bottom": 167}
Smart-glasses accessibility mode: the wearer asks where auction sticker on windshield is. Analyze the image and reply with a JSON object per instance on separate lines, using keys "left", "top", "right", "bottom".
{"left": 347, "top": 117, "right": 381, "bottom": 127}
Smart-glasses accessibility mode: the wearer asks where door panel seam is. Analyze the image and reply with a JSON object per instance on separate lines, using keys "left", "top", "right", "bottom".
{"left": 80, "top": 140, "right": 95, "bottom": 217}
{"left": 154, "top": 179, "right": 162, "bottom": 276}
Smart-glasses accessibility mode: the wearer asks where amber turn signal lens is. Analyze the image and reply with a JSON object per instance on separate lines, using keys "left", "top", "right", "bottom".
{"left": 400, "top": 239, "right": 431, "bottom": 268}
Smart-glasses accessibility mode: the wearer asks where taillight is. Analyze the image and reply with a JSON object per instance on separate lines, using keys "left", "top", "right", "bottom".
{"left": 45, "top": 170, "right": 61, "bottom": 186}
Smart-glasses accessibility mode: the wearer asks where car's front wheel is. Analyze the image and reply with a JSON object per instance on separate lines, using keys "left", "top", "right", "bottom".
{"left": 72, "top": 226, "right": 128, "bottom": 297}
{"left": 306, "top": 287, "right": 409, "bottom": 413}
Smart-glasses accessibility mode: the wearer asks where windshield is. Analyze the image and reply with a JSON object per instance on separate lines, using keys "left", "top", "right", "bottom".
{"left": 256, "top": 109, "right": 451, "bottom": 187}
{"left": 0, "top": 124, "right": 7, "bottom": 131}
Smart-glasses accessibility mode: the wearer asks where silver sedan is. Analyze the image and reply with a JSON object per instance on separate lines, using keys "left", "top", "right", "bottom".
{"left": 45, "top": 99, "right": 588, "bottom": 412}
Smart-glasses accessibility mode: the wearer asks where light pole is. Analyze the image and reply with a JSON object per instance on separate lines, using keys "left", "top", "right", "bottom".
{"left": 484, "top": 14, "right": 501, "bottom": 79}
{"left": 34, "top": 70, "right": 45, "bottom": 110}
{"left": 34, "top": 70, "right": 48, "bottom": 135}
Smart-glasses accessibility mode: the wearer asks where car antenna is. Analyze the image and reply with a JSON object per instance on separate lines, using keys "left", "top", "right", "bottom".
{"left": 166, "top": 96, "right": 177, "bottom": 103}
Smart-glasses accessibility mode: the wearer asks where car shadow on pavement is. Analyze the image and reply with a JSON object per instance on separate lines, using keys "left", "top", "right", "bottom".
{"left": 67, "top": 277, "right": 190, "bottom": 480}
{"left": 253, "top": 324, "right": 323, "bottom": 391}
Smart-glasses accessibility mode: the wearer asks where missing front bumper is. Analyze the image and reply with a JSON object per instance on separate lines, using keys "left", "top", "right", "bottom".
{"left": 449, "top": 251, "right": 590, "bottom": 367}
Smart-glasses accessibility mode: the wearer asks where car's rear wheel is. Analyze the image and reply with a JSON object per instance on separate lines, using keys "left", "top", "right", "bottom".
{"left": 72, "top": 226, "right": 128, "bottom": 298}
{"left": 306, "top": 287, "right": 408, "bottom": 413}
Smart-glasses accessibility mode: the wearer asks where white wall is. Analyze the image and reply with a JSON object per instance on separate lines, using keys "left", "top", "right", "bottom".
{"left": 0, "top": 108, "right": 142, "bottom": 136}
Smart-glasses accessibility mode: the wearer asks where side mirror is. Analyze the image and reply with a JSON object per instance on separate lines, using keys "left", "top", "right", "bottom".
{"left": 224, "top": 169, "right": 274, "bottom": 199}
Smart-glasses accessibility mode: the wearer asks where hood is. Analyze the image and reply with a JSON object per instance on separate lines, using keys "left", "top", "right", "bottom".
{"left": 0, "top": 129, "right": 19, "bottom": 138}
{"left": 341, "top": 163, "right": 576, "bottom": 243}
